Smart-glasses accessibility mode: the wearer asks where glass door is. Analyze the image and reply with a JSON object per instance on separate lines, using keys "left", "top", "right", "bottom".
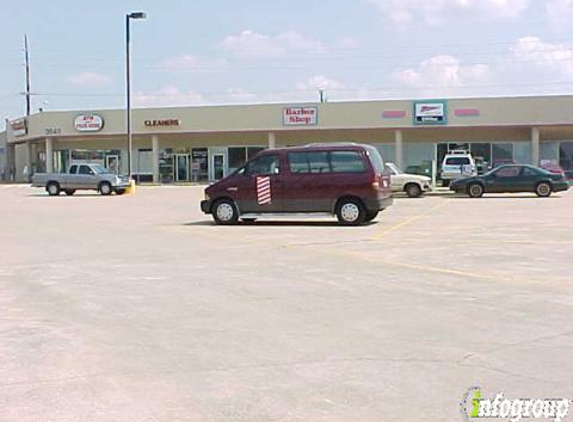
{"left": 174, "top": 154, "right": 190, "bottom": 182}
{"left": 213, "top": 154, "right": 225, "bottom": 180}
{"left": 105, "top": 155, "right": 120, "bottom": 174}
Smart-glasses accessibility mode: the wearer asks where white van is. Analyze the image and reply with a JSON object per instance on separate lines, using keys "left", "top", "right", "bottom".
{"left": 441, "top": 151, "right": 477, "bottom": 186}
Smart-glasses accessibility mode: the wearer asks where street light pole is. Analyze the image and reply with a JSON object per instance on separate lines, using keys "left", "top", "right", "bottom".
{"left": 125, "top": 11, "right": 147, "bottom": 178}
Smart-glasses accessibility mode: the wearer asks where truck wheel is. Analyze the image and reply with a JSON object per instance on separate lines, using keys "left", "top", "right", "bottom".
{"left": 47, "top": 182, "right": 60, "bottom": 196}
{"left": 535, "top": 182, "right": 552, "bottom": 198}
{"left": 64, "top": 189, "right": 76, "bottom": 196}
{"left": 213, "top": 199, "right": 239, "bottom": 225}
{"left": 99, "top": 182, "right": 112, "bottom": 196}
{"left": 405, "top": 183, "right": 422, "bottom": 198}
{"left": 336, "top": 198, "right": 366, "bottom": 226}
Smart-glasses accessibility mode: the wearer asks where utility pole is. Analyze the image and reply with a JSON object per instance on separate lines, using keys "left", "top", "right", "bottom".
{"left": 319, "top": 89, "right": 325, "bottom": 103}
{"left": 24, "top": 35, "right": 31, "bottom": 116}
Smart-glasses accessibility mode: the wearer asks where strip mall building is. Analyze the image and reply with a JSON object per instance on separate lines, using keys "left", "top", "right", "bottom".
{"left": 3, "top": 95, "right": 573, "bottom": 182}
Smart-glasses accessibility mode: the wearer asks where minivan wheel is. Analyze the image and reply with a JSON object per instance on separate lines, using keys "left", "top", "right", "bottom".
{"left": 364, "top": 210, "right": 379, "bottom": 223}
{"left": 336, "top": 198, "right": 366, "bottom": 226}
{"left": 535, "top": 182, "right": 552, "bottom": 198}
{"left": 47, "top": 182, "right": 60, "bottom": 196}
{"left": 405, "top": 183, "right": 422, "bottom": 198}
{"left": 468, "top": 183, "right": 484, "bottom": 198}
{"left": 213, "top": 199, "right": 239, "bottom": 225}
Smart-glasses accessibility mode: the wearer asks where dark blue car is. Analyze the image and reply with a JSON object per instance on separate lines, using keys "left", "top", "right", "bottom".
{"left": 450, "top": 164, "right": 570, "bottom": 198}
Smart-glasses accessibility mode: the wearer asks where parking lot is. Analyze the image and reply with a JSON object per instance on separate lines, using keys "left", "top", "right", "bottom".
{"left": 1, "top": 184, "right": 573, "bottom": 422}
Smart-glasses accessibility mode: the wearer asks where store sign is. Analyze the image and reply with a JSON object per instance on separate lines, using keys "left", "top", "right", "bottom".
{"left": 283, "top": 107, "right": 318, "bottom": 126}
{"left": 74, "top": 114, "right": 104, "bottom": 132}
{"left": 413, "top": 101, "right": 447, "bottom": 125}
{"left": 144, "top": 119, "right": 181, "bottom": 128}
{"left": 10, "top": 118, "right": 27, "bottom": 137}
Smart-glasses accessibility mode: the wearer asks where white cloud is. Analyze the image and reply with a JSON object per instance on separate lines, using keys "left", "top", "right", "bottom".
{"left": 510, "top": 36, "right": 573, "bottom": 78}
{"left": 160, "top": 54, "right": 227, "bottom": 72}
{"left": 134, "top": 85, "right": 204, "bottom": 107}
{"left": 220, "top": 30, "right": 325, "bottom": 58}
{"left": 367, "top": 0, "right": 530, "bottom": 25}
{"left": 393, "top": 55, "right": 491, "bottom": 94}
{"left": 545, "top": 0, "right": 573, "bottom": 21}
{"left": 68, "top": 72, "right": 112, "bottom": 87}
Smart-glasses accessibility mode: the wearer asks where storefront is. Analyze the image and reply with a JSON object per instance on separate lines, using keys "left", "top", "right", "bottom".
{"left": 4, "top": 96, "right": 573, "bottom": 183}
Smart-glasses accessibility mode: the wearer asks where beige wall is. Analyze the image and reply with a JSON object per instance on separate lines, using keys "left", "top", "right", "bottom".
{"left": 10, "top": 95, "right": 573, "bottom": 144}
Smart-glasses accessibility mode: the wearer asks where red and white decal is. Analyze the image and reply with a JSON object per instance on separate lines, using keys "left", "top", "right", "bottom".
{"left": 256, "top": 176, "right": 272, "bottom": 205}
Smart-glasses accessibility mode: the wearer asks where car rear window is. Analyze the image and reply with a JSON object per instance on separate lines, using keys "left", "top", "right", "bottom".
{"left": 445, "top": 157, "right": 471, "bottom": 165}
{"left": 330, "top": 151, "right": 366, "bottom": 173}
{"left": 288, "top": 152, "right": 330, "bottom": 174}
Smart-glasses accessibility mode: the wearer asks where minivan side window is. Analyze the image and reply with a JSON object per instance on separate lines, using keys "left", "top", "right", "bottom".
{"left": 288, "top": 152, "right": 330, "bottom": 174}
{"left": 247, "top": 155, "right": 280, "bottom": 176}
{"left": 69, "top": 165, "right": 78, "bottom": 174}
{"left": 330, "top": 151, "right": 366, "bottom": 173}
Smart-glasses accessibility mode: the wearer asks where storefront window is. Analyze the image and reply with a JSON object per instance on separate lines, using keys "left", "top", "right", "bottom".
{"left": 469, "top": 143, "right": 491, "bottom": 169}
{"left": 374, "top": 144, "right": 395, "bottom": 163}
{"left": 228, "top": 147, "right": 265, "bottom": 173}
{"left": 247, "top": 147, "right": 265, "bottom": 160}
{"left": 159, "top": 149, "right": 174, "bottom": 183}
{"left": 228, "top": 147, "right": 247, "bottom": 173}
{"left": 514, "top": 142, "right": 532, "bottom": 165}
{"left": 559, "top": 141, "right": 573, "bottom": 172}
{"left": 404, "top": 143, "right": 435, "bottom": 177}
{"left": 191, "top": 148, "right": 208, "bottom": 181}
{"left": 492, "top": 143, "right": 514, "bottom": 166}
{"left": 540, "top": 142, "right": 560, "bottom": 162}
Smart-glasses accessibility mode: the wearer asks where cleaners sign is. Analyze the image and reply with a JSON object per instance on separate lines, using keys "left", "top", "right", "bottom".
{"left": 283, "top": 107, "right": 318, "bottom": 126}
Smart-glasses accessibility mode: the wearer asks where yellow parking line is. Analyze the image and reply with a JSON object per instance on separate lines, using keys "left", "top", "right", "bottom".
{"left": 371, "top": 200, "right": 449, "bottom": 241}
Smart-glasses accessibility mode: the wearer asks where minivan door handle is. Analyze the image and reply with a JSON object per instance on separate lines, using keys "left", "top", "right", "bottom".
{"left": 227, "top": 187, "right": 238, "bottom": 192}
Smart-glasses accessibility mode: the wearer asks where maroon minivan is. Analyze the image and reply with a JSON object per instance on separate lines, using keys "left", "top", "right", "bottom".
{"left": 200, "top": 143, "right": 393, "bottom": 225}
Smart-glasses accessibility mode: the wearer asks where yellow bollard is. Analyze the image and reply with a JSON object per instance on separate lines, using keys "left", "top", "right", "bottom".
{"left": 124, "top": 179, "right": 136, "bottom": 195}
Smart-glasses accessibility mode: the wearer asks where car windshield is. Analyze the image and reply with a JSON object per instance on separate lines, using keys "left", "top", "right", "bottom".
{"left": 385, "top": 163, "right": 402, "bottom": 175}
{"left": 91, "top": 164, "right": 112, "bottom": 175}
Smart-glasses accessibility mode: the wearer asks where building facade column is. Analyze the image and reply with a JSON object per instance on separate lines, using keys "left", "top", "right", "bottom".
{"left": 45, "top": 137, "right": 54, "bottom": 173}
{"left": 268, "top": 132, "right": 276, "bottom": 149}
{"left": 531, "top": 127, "right": 540, "bottom": 166}
{"left": 151, "top": 135, "right": 160, "bottom": 183}
{"left": 120, "top": 149, "right": 129, "bottom": 174}
{"left": 6, "top": 143, "right": 15, "bottom": 181}
{"left": 24, "top": 142, "right": 33, "bottom": 181}
{"left": 394, "top": 129, "right": 404, "bottom": 169}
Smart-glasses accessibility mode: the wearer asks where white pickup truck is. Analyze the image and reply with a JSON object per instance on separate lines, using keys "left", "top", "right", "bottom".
{"left": 385, "top": 162, "right": 432, "bottom": 198}
{"left": 32, "top": 163, "right": 131, "bottom": 196}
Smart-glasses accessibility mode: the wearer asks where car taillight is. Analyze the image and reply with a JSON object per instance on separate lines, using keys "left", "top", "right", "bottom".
{"left": 372, "top": 181, "right": 380, "bottom": 189}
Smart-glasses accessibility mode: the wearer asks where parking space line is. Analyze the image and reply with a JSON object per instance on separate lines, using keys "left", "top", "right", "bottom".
{"left": 370, "top": 200, "right": 450, "bottom": 241}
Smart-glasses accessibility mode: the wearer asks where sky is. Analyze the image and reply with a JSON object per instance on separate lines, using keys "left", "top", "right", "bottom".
{"left": 2, "top": 0, "right": 573, "bottom": 128}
